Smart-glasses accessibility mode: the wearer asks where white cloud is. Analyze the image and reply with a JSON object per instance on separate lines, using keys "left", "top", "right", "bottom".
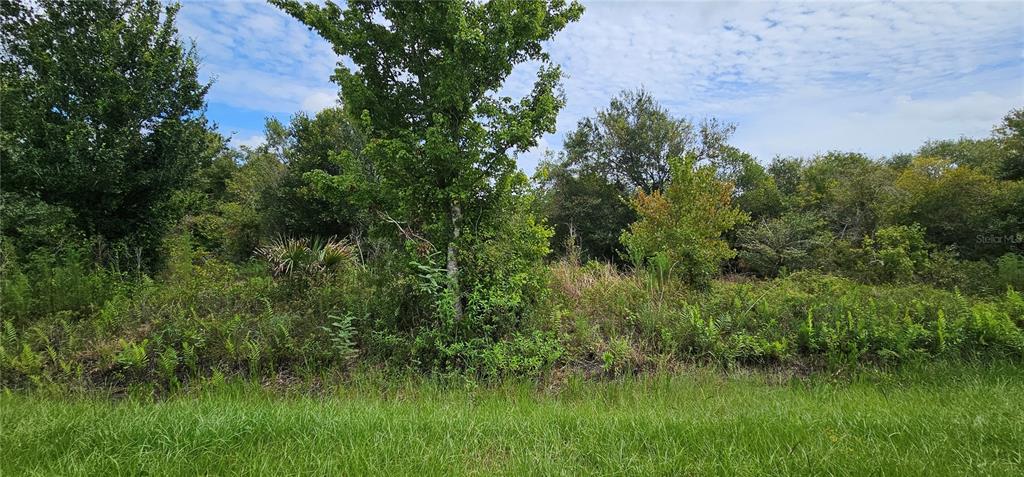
{"left": 731, "top": 88, "right": 1021, "bottom": 160}
{"left": 231, "top": 133, "right": 266, "bottom": 149}
{"left": 301, "top": 91, "right": 339, "bottom": 113}
{"left": 531, "top": 0, "right": 1024, "bottom": 165}
{"left": 178, "top": 0, "right": 338, "bottom": 114}
{"left": 179, "top": 0, "right": 1024, "bottom": 171}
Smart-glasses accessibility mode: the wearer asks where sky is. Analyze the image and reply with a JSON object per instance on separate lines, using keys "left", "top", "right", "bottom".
{"left": 177, "top": 0, "right": 1024, "bottom": 172}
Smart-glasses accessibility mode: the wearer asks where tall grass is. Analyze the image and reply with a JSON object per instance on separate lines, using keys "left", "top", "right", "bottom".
{"left": 551, "top": 260, "right": 1024, "bottom": 373}
{"left": 2, "top": 364, "right": 1022, "bottom": 476}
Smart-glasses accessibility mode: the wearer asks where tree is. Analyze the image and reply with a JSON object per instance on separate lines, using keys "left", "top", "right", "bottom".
{"left": 795, "top": 152, "right": 897, "bottom": 242}
{"left": 852, "top": 224, "right": 935, "bottom": 284}
{"left": 620, "top": 155, "right": 748, "bottom": 287}
{"left": 1, "top": 0, "right": 211, "bottom": 261}
{"left": 916, "top": 138, "right": 1004, "bottom": 177}
{"left": 217, "top": 149, "right": 287, "bottom": 259}
{"left": 542, "top": 88, "right": 736, "bottom": 260}
{"left": 717, "top": 146, "right": 783, "bottom": 221}
{"left": 261, "top": 108, "right": 369, "bottom": 240}
{"left": 563, "top": 87, "right": 735, "bottom": 194}
{"left": 272, "top": 0, "right": 583, "bottom": 322}
{"left": 535, "top": 161, "right": 635, "bottom": 261}
{"left": 994, "top": 108, "right": 1024, "bottom": 181}
{"left": 767, "top": 157, "right": 804, "bottom": 198}
{"left": 893, "top": 157, "right": 1021, "bottom": 260}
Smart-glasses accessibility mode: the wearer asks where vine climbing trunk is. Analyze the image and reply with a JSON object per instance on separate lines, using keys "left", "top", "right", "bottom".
{"left": 447, "top": 200, "right": 464, "bottom": 321}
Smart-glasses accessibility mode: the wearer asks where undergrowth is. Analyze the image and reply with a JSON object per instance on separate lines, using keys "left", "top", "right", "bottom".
{"left": 1, "top": 239, "right": 1021, "bottom": 392}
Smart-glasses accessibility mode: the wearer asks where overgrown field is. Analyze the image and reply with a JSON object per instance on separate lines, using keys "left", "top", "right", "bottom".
{"left": 3, "top": 245, "right": 1023, "bottom": 390}
{"left": 4, "top": 0, "right": 1024, "bottom": 391}
{"left": 3, "top": 364, "right": 1022, "bottom": 476}
{"left": 3, "top": 1, "right": 1022, "bottom": 473}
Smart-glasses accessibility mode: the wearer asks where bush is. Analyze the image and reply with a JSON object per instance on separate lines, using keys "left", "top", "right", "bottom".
{"left": 390, "top": 183, "right": 557, "bottom": 373}
{"left": 0, "top": 232, "right": 380, "bottom": 388}
{"left": 737, "top": 212, "right": 831, "bottom": 277}
{"left": 854, "top": 224, "right": 933, "bottom": 283}
{"left": 0, "top": 239, "right": 131, "bottom": 325}
{"left": 995, "top": 253, "right": 1024, "bottom": 291}
{"left": 620, "top": 155, "right": 748, "bottom": 287}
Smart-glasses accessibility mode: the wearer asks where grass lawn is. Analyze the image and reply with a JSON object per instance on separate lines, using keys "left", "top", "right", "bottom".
{"left": 2, "top": 364, "right": 1022, "bottom": 476}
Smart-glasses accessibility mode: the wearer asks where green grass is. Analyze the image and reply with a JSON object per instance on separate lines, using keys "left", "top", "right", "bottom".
{"left": 2, "top": 364, "right": 1023, "bottom": 476}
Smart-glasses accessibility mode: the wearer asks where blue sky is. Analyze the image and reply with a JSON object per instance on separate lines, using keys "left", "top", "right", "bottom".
{"left": 177, "top": 0, "right": 1024, "bottom": 172}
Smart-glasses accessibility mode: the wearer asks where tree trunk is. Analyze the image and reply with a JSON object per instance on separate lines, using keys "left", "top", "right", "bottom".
{"left": 446, "top": 200, "right": 464, "bottom": 321}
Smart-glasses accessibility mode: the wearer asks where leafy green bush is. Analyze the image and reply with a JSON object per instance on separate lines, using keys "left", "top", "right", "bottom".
{"left": 854, "top": 224, "right": 933, "bottom": 283}
{"left": 256, "top": 236, "right": 357, "bottom": 278}
{"left": 478, "top": 331, "right": 563, "bottom": 378}
{"left": 393, "top": 185, "right": 557, "bottom": 374}
{"left": 0, "top": 239, "right": 132, "bottom": 324}
{"left": 0, "top": 232, "right": 380, "bottom": 388}
{"left": 620, "top": 155, "right": 748, "bottom": 287}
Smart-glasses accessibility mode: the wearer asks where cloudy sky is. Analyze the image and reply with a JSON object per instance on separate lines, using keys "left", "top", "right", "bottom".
{"left": 177, "top": 0, "right": 1024, "bottom": 172}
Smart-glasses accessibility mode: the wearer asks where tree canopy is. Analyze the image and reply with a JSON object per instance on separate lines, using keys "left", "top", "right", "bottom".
{"left": 271, "top": 0, "right": 583, "bottom": 322}
{"left": 1, "top": 0, "right": 212, "bottom": 261}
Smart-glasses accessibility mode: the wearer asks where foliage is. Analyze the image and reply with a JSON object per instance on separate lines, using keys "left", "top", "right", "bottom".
{"left": 215, "top": 149, "right": 287, "bottom": 258}
{"left": 271, "top": 0, "right": 583, "bottom": 327}
{"left": 718, "top": 147, "right": 785, "bottom": 221}
{"left": 795, "top": 152, "right": 897, "bottom": 242}
{"left": 260, "top": 108, "right": 370, "bottom": 240}
{"left": 551, "top": 263, "right": 1024, "bottom": 371}
{"left": 852, "top": 224, "right": 936, "bottom": 284}
{"left": 540, "top": 88, "right": 739, "bottom": 261}
{"left": 620, "top": 155, "right": 748, "bottom": 287}
{"left": 256, "top": 236, "right": 357, "bottom": 279}
{"left": 737, "top": 212, "right": 831, "bottom": 277}
{"left": 0, "top": 239, "right": 132, "bottom": 325}
{"left": 322, "top": 313, "right": 359, "bottom": 364}
{"left": 535, "top": 162, "right": 635, "bottom": 262}
{"left": 891, "top": 157, "right": 1021, "bottom": 260}
{"left": 916, "top": 137, "right": 1005, "bottom": 176}
{"left": 995, "top": 253, "right": 1024, "bottom": 292}
{"left": 0, "top": 193, "right": 80, "bottom": 257}
{"left": 3, "top": 240, "right": 1022, "bottom": 389}
{"left": 993, "top": 108, "right": 1024, "bottom": 180}
{"left": 562, "top": 88, "right": 735, "bottom": 193}
{"left": 1, "top": 0, "right": 213, "bottom": 263}
{"left": 1, "top": 0, "right": 1022, "bottom": 390}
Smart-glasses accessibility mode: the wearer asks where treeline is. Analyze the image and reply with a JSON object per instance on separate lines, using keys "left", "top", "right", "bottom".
{"left": 1, "top": 0, "right": 1021, "bottom": 389}
{"left": 539, "top": 88, "right": 1024, "bottom": 291}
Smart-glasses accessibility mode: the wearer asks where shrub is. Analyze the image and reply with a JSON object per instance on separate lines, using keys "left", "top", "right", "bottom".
{"left": 995, "top": 253, "right": 1024, "bottom": 291}
{"left": 257, "top": 236, "right": 357, "bottom": 279}
{"left": 620, "top": 155, "right": 748, "bottom": 287}
{"left": 855, "top": 224, "right": 933, "bottom": 283}
{"left": 396, "top": 186, "right": 556, "bottom": 373}
{"left": 322, "top": 313, "right": 359, "bottom": 365}
{"left": 737, "top": 212, "right": 831, "bottom": 277}
{"left": 0, "top": 239, "right": 131, "bottom": 324}
{"left": 478, "top": 331, "right": 563, "bottom": 378}
{"left": 2, "top": 232, "right": 1020, "bottom": 389}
